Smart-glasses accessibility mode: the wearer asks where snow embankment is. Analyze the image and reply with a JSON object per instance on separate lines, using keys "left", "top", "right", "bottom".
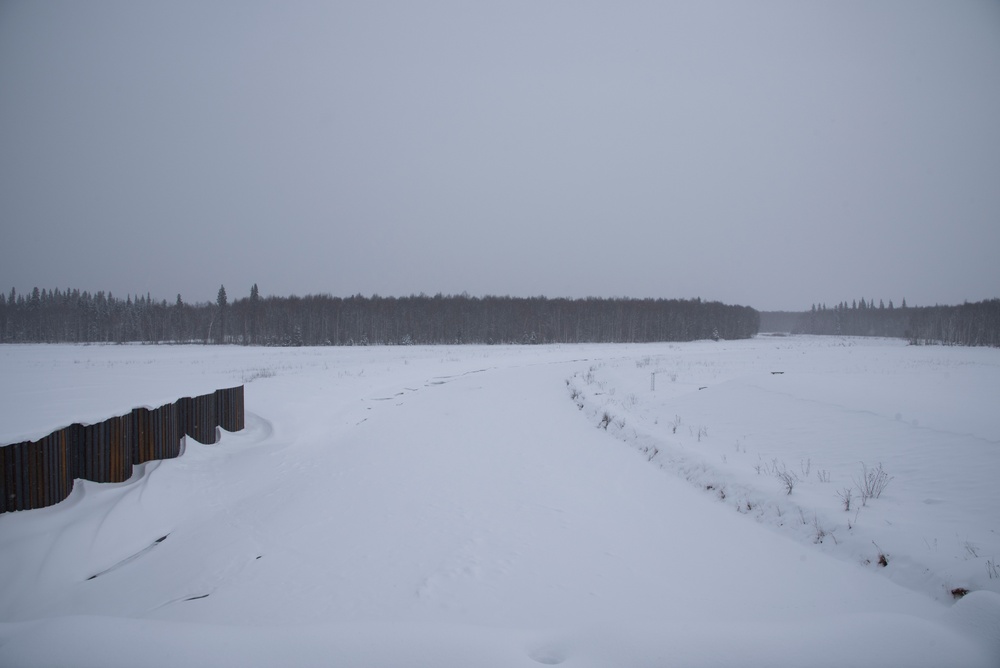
{"left": 567, "top": 336, "right": 1000, "bottom": 603}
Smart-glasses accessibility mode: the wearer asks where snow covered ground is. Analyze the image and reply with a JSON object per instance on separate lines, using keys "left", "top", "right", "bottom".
{"left": 1, "top": 337, "right": 998, "bottom": 666}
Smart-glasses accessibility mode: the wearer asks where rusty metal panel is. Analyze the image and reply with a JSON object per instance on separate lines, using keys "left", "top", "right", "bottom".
{"left": 97, "top": 420, "right": 107, "bottom": 481}
{"left": 97, "top": 421, "right": 105, "bottom": 479}
{"left": 26, "top": 440, "right": 39, "bottom": 510}
{"left": 50, "top": 432, "right": 60, "bottom": 506}
{"left": 13, "top": 441, "right": 25, "bottom": 511}
{"left": 82, "top": 417, "right": 130, "bottom": 484}
{"left": 65, "top": 423, "right": 83, "bottom": 492}
{"left": 42, "top": 435, "right": 52, "bottom": 507}
{"left": 20, "top": 441, "right": 29, "bottom": 511}
{"left": 110, "top": 414, "right": 132, "bottom": 483}
{"left": 87, "top": 420, "right": 103, "bottom": 482}
{"left": 47, "top": 435, "right": 56, "bottom": 507}
{"left": 176, "top": 396, "right": 196, "bottom": 443}
{"left": 0, "top": 443, "right": 14, "bottom": 513}
{"left": 174, "top": 396, "right": 189, "bottom": 447}
{"left": 42, "top": 432, "right": 56, "bottom": 508}
{"left": 24, "top": 440, "right": 33, "bottom": 510}
{"left": 1, "top": 385, "right": 244, "bottom": 513}
{"left": 203, "top": 391, "right": 219, "bottom": 443}
{"left": 28, "top": 439, "right": 38, "bottom": 509}
{"left": 0, "top": 445, "right": 7, "bottom": 513}
{"left": 83, "top": 421, "right": 98, "bottom": 481}
{"left": 63, "top": 427, "right": 79, "bottom": 504}
{"left": 235, "top": 386, "right": 244, "bottom": 430}
{"left": 132, "top": 407, "right": 153, "bottom": 465}
{"left": 148, "top": 406, "right": 161, "bottom": 461}
{"left": 1, "top": 444, "right": 11, "bottom": 513}
{"left": 188, "top": 392, "right": 218, "bottom": 444}
{"left": 216, "top": 385, "right": 245, "bottom": 432}
{"left": 153, "top": 402, "right": 180, "bottom": 460}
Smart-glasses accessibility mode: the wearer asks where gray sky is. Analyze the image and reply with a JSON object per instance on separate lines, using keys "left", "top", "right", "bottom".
{"left": 2, "top": 1, "right": 998, "bottom": 311}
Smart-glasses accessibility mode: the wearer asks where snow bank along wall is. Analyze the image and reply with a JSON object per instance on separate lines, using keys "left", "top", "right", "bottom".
{"left": 0, "top": 386, "right": 244, "bottom": 514}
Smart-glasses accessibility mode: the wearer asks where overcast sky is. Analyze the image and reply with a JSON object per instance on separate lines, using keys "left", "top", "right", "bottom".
{"left": 1, "top": 1, "right": 998, "bottom": 311}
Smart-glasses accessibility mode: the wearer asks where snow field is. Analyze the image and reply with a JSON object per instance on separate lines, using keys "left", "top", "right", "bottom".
{"left": 0, "top": 339, "right": 998, "bottom": 666}
{"left": 566, "top": 336, "right": 1000, "bottom": 603}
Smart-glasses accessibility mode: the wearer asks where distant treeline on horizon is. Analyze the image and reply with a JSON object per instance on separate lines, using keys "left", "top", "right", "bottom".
{"left": 761, "top": 298, "right": 1000, "bottom": 347}
{"left": 0, "top": 286, "right": 759, "bottom": 346}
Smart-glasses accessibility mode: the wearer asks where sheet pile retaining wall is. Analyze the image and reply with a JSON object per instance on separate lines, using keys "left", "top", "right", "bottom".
{"left": 0, "top": 386, "right": 244, "bottom": 514}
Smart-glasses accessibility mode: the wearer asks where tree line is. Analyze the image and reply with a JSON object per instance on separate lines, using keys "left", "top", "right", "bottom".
{"left": 0, "top": 286, "right": 759, "bottom": 346}
{"left": 791, "top": 298, "right": 1000, "bottom": 347}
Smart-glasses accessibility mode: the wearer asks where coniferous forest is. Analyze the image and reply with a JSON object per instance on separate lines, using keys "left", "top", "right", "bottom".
{"left": 764, "top": 298, "right": 1000, "bottom": 347}
{"left": 0, "top": 286, "right": 759, "bottom": 346}
{"left": 5, "top": 287, "right": 998, "bottom": 347}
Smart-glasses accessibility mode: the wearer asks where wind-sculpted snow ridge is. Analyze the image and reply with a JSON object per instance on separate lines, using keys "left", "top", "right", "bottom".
{"left": 566, "top": 336, "right": 1000, "bottom": 604}
{"left": 0, "top": 386, "right": 244, "bottom": 513}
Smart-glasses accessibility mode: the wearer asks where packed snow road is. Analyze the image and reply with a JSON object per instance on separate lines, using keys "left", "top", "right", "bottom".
{"left": 0, "top": 341, "right": 997, "bottom": 666}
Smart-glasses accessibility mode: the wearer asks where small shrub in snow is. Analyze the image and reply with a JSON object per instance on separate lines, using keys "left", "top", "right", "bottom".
{"left": 837, "top": 487, "right": 853, "bottom": 512}
{"left": 987, "top": 558, "right": 998, "bottom": 580}
{"left": 599, "top": 412, "right": 612, "bottom": 430}
{"left": 241, "top": 367, "right": 276, "bottom": 383}
{"left": 669, "top": 415, "right": 681, "bottom": 434}
{"left": 873, "top": 541, "right": 888, "bottom": 567}
{"left": 775, "top": 465, "right": 797, "bottom": 495}
{"left": 816, "top": 469, "right": 831, "bottom": 483}
{"left": 854, "top": 462, "right": 893, "bottom": 505}
{"left": 702, "top": 483, "right": 726, "bottom": 500}
{"left": 812, "top": 515, "right": 827, "bottom": 544}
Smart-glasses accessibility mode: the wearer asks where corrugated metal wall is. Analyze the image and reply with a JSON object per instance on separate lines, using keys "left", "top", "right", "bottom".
{"left": 0, "top": 386, "right": 244, "bottom": 514}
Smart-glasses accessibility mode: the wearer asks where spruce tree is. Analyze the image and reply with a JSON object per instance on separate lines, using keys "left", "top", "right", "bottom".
{"left": 216, "top": 285, "right": 227, "bottom": 344}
